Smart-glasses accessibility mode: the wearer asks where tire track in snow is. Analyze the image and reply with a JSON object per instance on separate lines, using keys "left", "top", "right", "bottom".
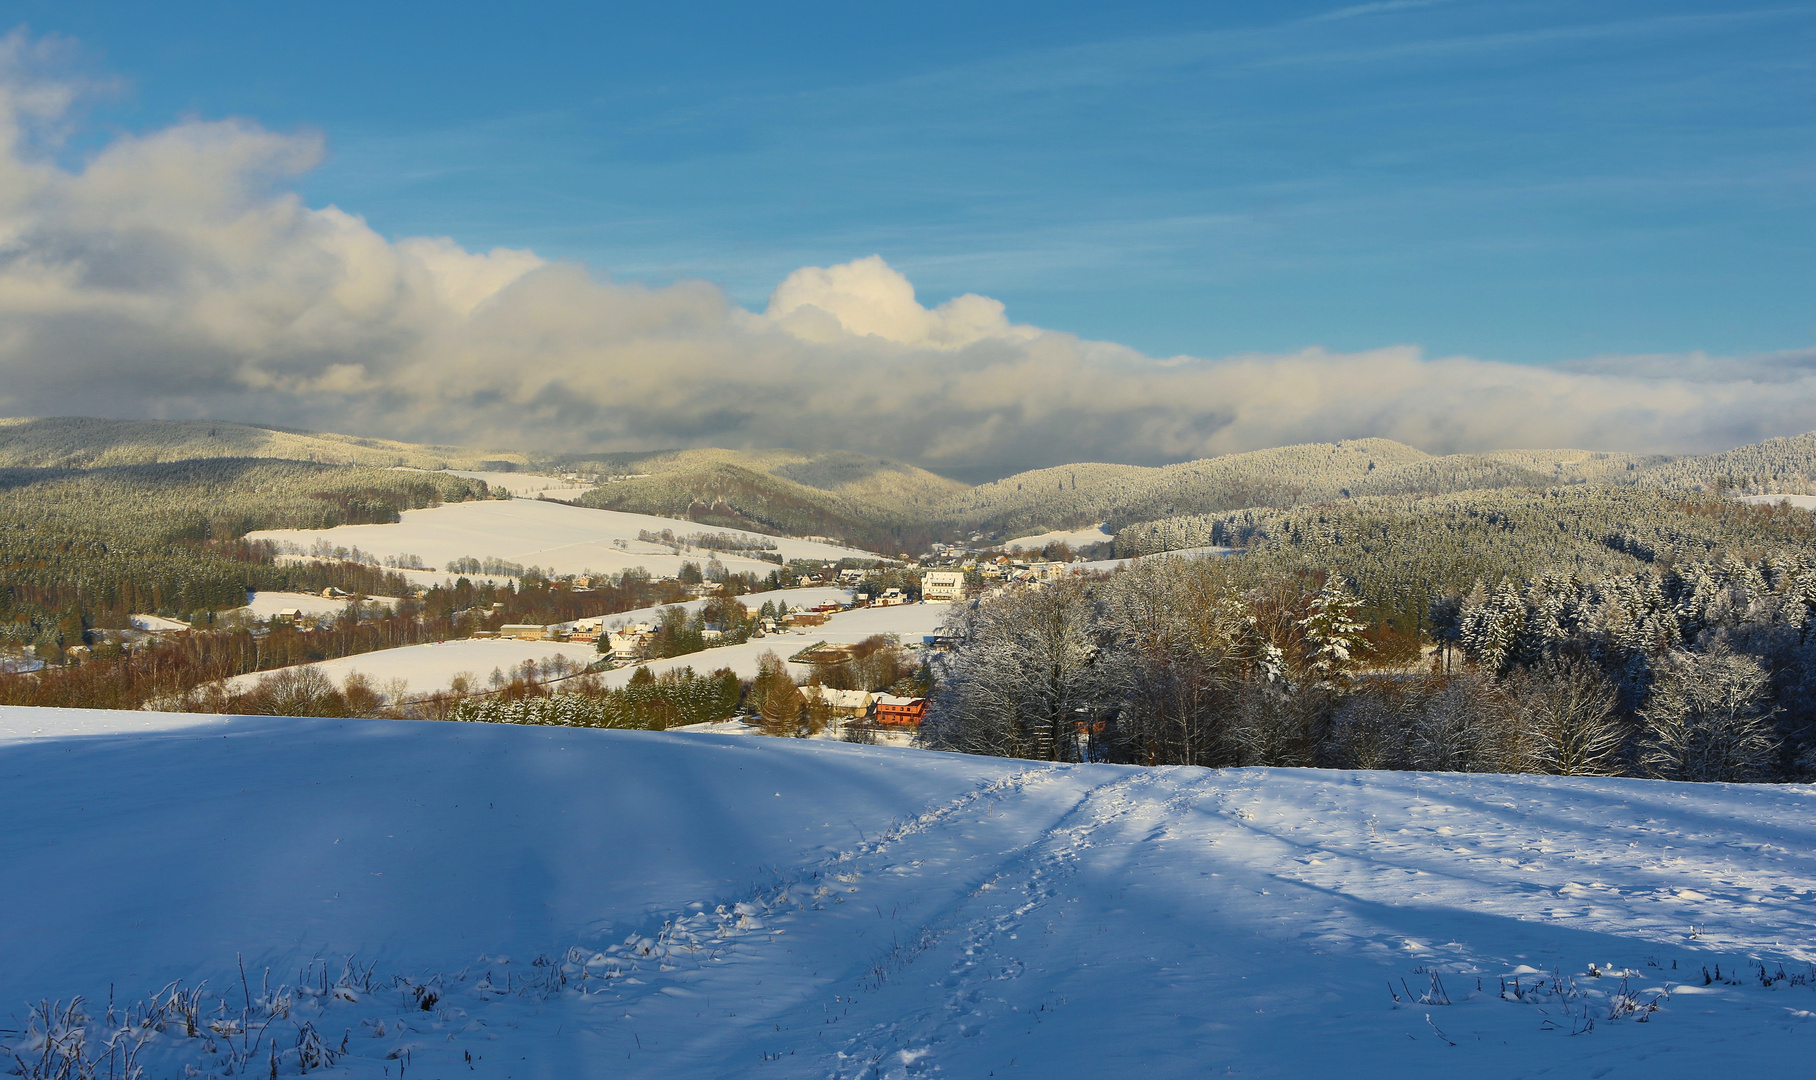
{"left": 821, "top": 768, "right": 1177, "bottom": 1079}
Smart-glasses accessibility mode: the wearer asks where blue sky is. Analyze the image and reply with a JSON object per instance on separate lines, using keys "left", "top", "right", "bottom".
{"left": 17, "top": 0, "right": 1816, "bottom": 364}
{"left": 24, "top": 0, "right": 1815, "bottom": 365}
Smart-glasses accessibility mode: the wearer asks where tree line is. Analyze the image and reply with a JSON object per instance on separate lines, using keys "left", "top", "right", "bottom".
{"left": 0, "top": 458, "right": 488, "bottom": 647}
{"left": 0, "top": 567, "right": 697, "bottom": 710}
{"left": 921, "top": 549, "right": 1816, "bottom": 783}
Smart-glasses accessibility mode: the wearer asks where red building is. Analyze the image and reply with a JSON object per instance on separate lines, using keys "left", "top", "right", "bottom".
{"left": 871, "top": 695, "right": 928, "bottom": 728}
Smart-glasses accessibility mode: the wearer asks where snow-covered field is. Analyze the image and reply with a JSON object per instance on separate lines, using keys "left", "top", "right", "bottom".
{"left": 1004, "top": 523, "right": 1113, "bottom": 551}
{"left": 238, "top": 591, "right": 399, "bottom": 620}
{"left": 1739, "top": 493, "right": 1816, "bottom": 511}
{"left": 128, "top": 613, "right": 190, "bottom": 632}
{"left": 248, "top": 499, "right": 883, "bottom": 581}
{"left": 570, "top": 586, "right": 855, "bottom": 634}
{"left": 1072, "top": 543, "right": 1242, "bottom": 573}
{"left": 3, "top": 705, "right": 1813, "bottom": 1078}
{"left": 595, "top": 599, "right": 955, "bottom": 685}
{"left": 217, "top": 638, "right": 603, "bottom": 698}
{"left": 215, "top": 589, "right": 943, "bottom": 697}
{"left": 266, "top": 555, "right": 518, "bottom": 590}
{"left": 445, "top": 469, "right": 595, "bottom": 499}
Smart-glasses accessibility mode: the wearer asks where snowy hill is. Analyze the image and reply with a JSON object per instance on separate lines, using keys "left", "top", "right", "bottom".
{"left": 3, "top": 707, "right": 1814, "bottom": 1078}
{"left": 0, "top": 416, "right": 502, "bottom": 470}
{"left": 246, "top": 498, "right": 883, "bottom": 581}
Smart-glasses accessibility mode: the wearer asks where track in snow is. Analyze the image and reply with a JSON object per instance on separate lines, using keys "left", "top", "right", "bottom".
{"left": 4, "top": 708, "right": 1815, "bottom": 1078}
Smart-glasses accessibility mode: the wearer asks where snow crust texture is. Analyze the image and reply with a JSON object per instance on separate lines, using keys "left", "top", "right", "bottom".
{"left": 3, "top": 706, "right": 1814, "bottom": 1078}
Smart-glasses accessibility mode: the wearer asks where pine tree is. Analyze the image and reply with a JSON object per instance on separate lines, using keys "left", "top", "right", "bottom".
{"left": 1298, "top": 579, "right": 1368, "bottom": 688}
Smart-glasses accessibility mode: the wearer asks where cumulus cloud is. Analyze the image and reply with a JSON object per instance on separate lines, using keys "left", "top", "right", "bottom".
{"left": 1, "top": 35, "right": 1813, "bottom": 481}
{"left": 764, "top": 254, "right": 1036, "bottom": 349}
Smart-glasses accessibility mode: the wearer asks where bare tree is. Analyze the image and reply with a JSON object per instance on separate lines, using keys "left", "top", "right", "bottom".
{"left": 923, "top": 579, "right": 1109, "bottom": 761}
{"left": 1227, "top": 678, "right": 1318, "bottom": 767}
{"left": 1639, "top": 646, "right": 1781, "bottom": 782}
{"left": 250, "top": 664, "right": 338, "bottom": 716}
{"left": 1323, "top": 679, "right": 1414, "bottom": 770}
{"left": 1409, "top": 671, "right": 1509, "bottom": 773}
{"left": 1508, "top": 657, "right": 1623, "bottom": 775}
{"left": 1098, "top": 557, "right": 1260, "bottom": 766}
{"left": 340, "top": 671, "right": 385, "bottom": 718}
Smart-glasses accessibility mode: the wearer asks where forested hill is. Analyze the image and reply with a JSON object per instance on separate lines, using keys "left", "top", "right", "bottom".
{"left": 954, "top": 437, "right": 1816, "bottom": 542}
{"left": 1632, "top": 432, "right": 1816, "bottom": 493}
{"left": 0, "top": 458, "right": 489, "bottom": 646}
{"left": 581, "top": 440, "right": 1670, "bottom": 548}
{"left": 0, "top": 417, "right": 510, "bottom": 471}
{"left": 570, "top": 448, "right": 968, "bottom": 553}
{"left": 936, "top": 440, "right": 1534, "bottom": 536}
{"left": 8, "top": 416, "right": 1816, "bottom": 553}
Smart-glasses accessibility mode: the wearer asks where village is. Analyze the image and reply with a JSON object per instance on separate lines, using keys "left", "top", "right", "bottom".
{"left": 24, "top": 540, "right": 1104, "bottom": 742}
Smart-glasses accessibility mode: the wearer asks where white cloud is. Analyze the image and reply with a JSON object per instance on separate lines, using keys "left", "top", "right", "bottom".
{"left": 765, "top": 254, "right": 1035, "bottom": 349}
{"left": 0, "top": 34, "right": 1813, "bottom": 481}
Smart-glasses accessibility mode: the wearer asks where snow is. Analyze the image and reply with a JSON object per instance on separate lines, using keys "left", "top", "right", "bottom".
{"left": 568, "top": 586, "right": 855, "bottom": 633}
{"left": 1738, "top": 493, "right": 1816, "bottom": 510}
{"left": 0, "top": 653, "right": 44, "bottom": 675}
{"left": 271, "top": 557, "right": 520, "bottom": 590}
{"left": 247, "top": 498, "right": 884, "bottom": 581}
{"left": 4, "top": 704, "right": 1813, "bottom": 1078}
{"left": 219, "top": 588, "right": 939, "bottom": 697}
{"left": 238, "top": 591, "right": 399, "bottom": 619}
{"left": 1004, "top": 523, "right": 1113, "bottom": 551}
{"left": 217, "top": 638, "right": 605, "bottom": 698}
{"left": 128, "top": 612, "right": 190, "bottom": 632}
{"left": 382, "top": 565, "right": 517, "bottom": 588}
{"left": 1073, "top": 543, "right": 1242, "bottom": 573}
{"left": 596, "top": 600, "right": 955, "bottom": 685}
{"left": 444, "top": 469, "right": 595, "bottom": 499}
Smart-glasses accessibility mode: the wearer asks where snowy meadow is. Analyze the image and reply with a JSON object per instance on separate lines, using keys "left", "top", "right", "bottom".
{"left": 3, "top": 706, "right": 1813, "bottom": 1078}
{"left": 246, "top": 499, "right": 880, "bottom": 583}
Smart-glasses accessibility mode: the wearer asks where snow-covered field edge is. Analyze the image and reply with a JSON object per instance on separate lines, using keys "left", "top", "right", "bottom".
{"left": 5, "top": 707, "right": 1816, "bottom": 1078}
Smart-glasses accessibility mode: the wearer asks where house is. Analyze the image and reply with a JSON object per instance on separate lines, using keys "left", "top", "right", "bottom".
{"left": 607, "top": 631, "right": 651, "bottom": 660}
{"left": 921, "top": 571, "right": 966, "bottom": 601}
{"left": 802, "top": 686, "right": 874, "bottom": 718}
{"left": 784, "top": 611, "right": 829, "bottom": 627}
{"left": 276, "top": 608, "right": 305, "bottom": 623}
{"left": 871, "top": 694, "right": 929, "bottom": 728}
{"left": 499, "top": 624, "right": 548, "bottom": 641}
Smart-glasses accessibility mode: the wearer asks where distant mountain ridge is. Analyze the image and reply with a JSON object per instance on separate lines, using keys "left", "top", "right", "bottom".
{"left": 0, "top": 417, "right": 510, "bottom": 471}
{"left": 5, "top": 416, "right": 1814, "bottom": 553}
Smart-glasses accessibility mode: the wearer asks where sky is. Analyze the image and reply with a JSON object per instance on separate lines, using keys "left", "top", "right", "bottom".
{"left": 1, "top": 2, "right": 1813, "bottom": 480}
